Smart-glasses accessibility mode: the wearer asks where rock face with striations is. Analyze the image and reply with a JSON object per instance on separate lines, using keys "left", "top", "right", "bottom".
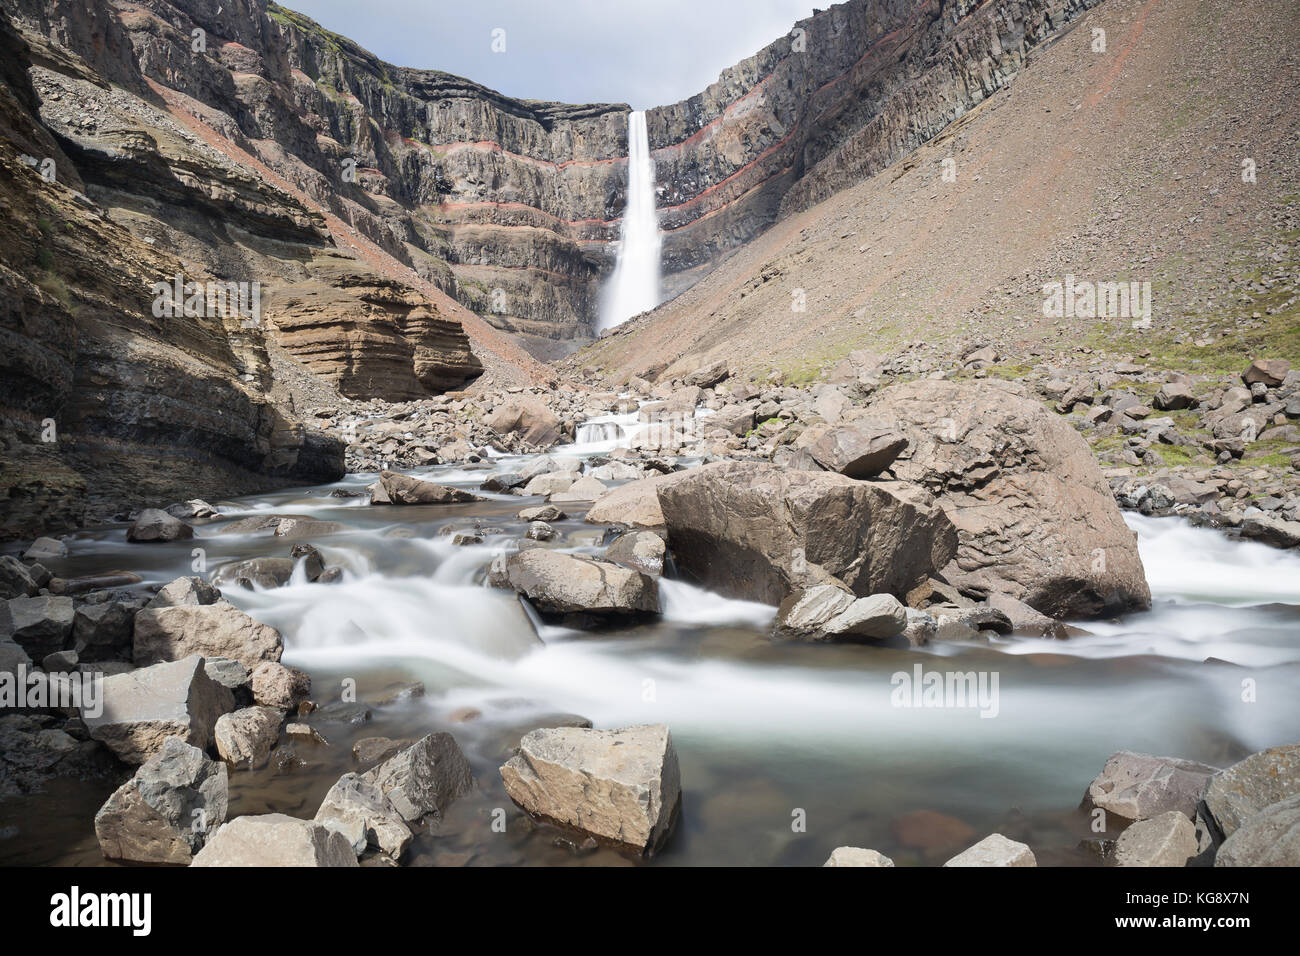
{"left": 865, "top": 380, "right": 1150, "bottom": 618}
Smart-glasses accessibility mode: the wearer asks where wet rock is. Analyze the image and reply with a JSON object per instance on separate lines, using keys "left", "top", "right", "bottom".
{"left": 379, "top": 470, "right": 485, "bottom": 505}
{"left": 0, "top": 713, "right": 114, "bottom": 793}
{"left": 504, "top": 549, "right": 659, "bottom": 622}
{"left": 657, "top": 461, "right": 956, "bottom": 605}
{"left": 126, "top": 509, "right": 193, "bottom": 543}
{"left": 314, "top": 772, "right": 412, "bottom": 859}
{"left": 824, "top": 847, "right": 895, "bottom": 866}
{"left": 1086, "top": 751, "right": 1220, "bottom": 822}
{"left": 1238, "top": 515, "right": 1300, "bottom": 549}
{"left": 525, "top": 521, "right": 554, "bottom": 541}
{"left": 83, "top": 655, "right": 235, "bottom": 764}
{"left": 212, "top": 556, "right": 296, "bottom": 590}
{"left": 603, "top": 530, "right": 666, "bottom": 577}
{"left": 214, "top": 706, "right": 282, "bottom": 768}
{"left": 517, "top": 505, "right": 566, "bottom": 522}
{"left": 501, "top": 724, "right": 680, "bottom": 856}
{"left": 250, "top": 661, "right": 312, "bottom": 711}
{"left": 550, "top": 475, "right": 608, "bottom": 502}
{"left": 191, "top": 813, "right": 358, "bottom": 867}
{"left": 133, "top": 601, "right": 283, "bottom": 671}
{"left": 286, "top": 722, "right": 328, "bottom": 745}
{"left": 144, "top": 576, "right": 221, "bottom": 610}
{"left": 944, "top": 833, "right": 1037, "bottom": 867}
{"left": 0, "top": 557, "right": 38, "bottom": 599}
{"left": 986, "top": 593, "right": 1064, "bottom": 637}
{"left": 94, "top": 737, "right": 228, "bottom": 864}
{"left": 1203, "top": 743, "right": 1300, "bottom": 838}
{"left": 1215, "top": 794, "right": 1300, "bottom": 866}
{"left": 48, "top": 571, "right": 143, "bottom": 596}
{"left": 165, "top": 499, "right": 220, "bottom": 520}
{"left": 774, "top": 584, "right": 855, "bottom": 639}
{"left": 360, "top": 732, "right": 473, "bottom": 823}
{"left": 352, "top": 736, "right": 416, "bottom": 767}
{"left": 1114, "top": 811, "right": 1199, "bottom": 867}
{"left": 822, "top": 593, "right": 908, "bottom": 640}
{"left": 22, "top": 537, "right": 67, "bottom": 561}
{"left": 7, "top": 595, "right": 75, "bottom": 659}
{"left": 891, "top": 809, "right": 975, "bottom": 852}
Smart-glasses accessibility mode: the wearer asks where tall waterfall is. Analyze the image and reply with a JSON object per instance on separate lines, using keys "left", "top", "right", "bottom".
{"left": 599, "top": 110, "right": 663, "bottom": 332}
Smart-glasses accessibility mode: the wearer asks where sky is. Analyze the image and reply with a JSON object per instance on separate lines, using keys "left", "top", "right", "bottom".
{"left": 284, "top": 0, "right": 820, "bottom": 108}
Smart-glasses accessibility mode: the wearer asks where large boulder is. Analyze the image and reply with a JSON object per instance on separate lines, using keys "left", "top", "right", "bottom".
{"left": 359, "top": 733, "right": 472, "bottom": 823}
{"left": 503, "top": 549, "right": 659, "bottom": 622}
{"left": 865, "top": 379, "right": 1150, "bottom": 617}
{"left": 656, "top": 461, "right": 956, "bottom": 605}
{"left": 250, "top": 661, "right": 311, "bottom": 711}
{"left": 1085, "top": 751, "right": 1219, "bottom": 822}
{"left": 584, "top": 472, "right": 685, "bottom": 530}
{"left": 1202, "top": 743, "right": 1300, "bottom": 838}
{"left": 83, "top": 656, "right": 235, "bottom": 764}
{"left": 1242, "top": 358, "right": 1290, "bottom": 387}
{"left": 133, "top": 601, "right": 283, "bottom": 671}
{"left": 73, "top": 601, "right": 137, "bottom": 662}
{"left": 190, "top": 814, "right": 358, "bottom": 867}
{"left": 1215, "top": 794, "right": 1300, "bottom": 866}
{"left": 378, "top": 470, "right": 484, "bottom": 505}
{"left": 94, "top": 737, "right": 228, "bottom": 864}
{"left": 603, "top": 531, "right": 667, "bottom": 577}
{"left": 482, "top": 395, "right": 562, "bottom": 447}
{"left": 314, "top": 772, "right": 412, "bottom": 859}
{"left": 0, "top": 556, "right": 38, "bottom": 599}
{"left": 145, "top": 576, "right": 221, "bottom": 610}
{"left": 501, "top": 724, "right": 680, "bottom": 856}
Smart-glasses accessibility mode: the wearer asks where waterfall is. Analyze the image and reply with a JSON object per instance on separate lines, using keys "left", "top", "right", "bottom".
{"left": 599, "top": 110, "right": 663, "bottom": 332}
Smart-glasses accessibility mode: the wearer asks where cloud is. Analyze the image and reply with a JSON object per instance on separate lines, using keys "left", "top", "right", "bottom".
{"left": 283, "top": 0, "right": 818, "bottom": 108}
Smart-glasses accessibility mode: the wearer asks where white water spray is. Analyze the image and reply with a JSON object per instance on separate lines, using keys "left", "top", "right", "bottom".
{"left": 599, "top": 110, "right": 662, "bottom": 332}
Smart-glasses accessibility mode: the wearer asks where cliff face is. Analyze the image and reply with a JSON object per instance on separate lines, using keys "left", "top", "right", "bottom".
{"left": 0, "top": 16, "right": 346, "bottom": 538}
{"left": 1, "top": 0, "right": 1101, "bottom": 356}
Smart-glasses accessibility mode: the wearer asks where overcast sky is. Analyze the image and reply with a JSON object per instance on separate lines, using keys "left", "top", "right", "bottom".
{"left": 285, "top": 0, "right": 819, "bottom": 108}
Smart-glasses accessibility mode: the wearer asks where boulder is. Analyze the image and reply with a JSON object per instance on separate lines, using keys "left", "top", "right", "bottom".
{"left": 944, "top": 833, "right": 1037, "bottom": 867}
{"left": 482, "top": 396, "right": 563, "bottom": 447}
{"left": 518, "top": 505, "right": 566, "bottom": 522}
{"left": 522, "top": 472, "right": 579, "bottom": 496}
{"left": 774, "top": 584, "right": 855, "bottom": 639}
{"left": 865, "top": 379, "right": 1149, "bottom": 617}
{"left": 822, "top": 593, "right": 908, "bottom": 640}
{"left": 1202, "top": 743, "right": 1300, "bottom": 838}
{"left": 379, "top": 470, "right": 483, "bottom": 505}
{"left": 72, "top": 601, "right": 136, "bottom": 662}
{"left": 22, "top": 537, "right": 67, "bottom": 562}
{"left": 0, "top": 556, "right": 38, "bottom": 599}
{"left": 94, "top": 737, "right": 228, "bottom": 864}
{"left": 584, "top": 472, "right": 685, "bottom": 530}
{"left": 360, "top": 733, "right": 473, "bottom": 822}
{"left": 684, "top": 359, "right": 729, "bottom": 388}
{"left": 212, "top": 557, "right": 295, "bottom": 590}
{"left": 214, "top": 706, "right": 282, "bottom": 768}
{"left": 126, "top": 509, "right": 193, "bottom": 543}
{"left": 1085, "top": 751, "right": 1219, "bottom": 822}
{"left": 1242, "top": 358, "right": 1290, "bottom": 388}
{"left": 314, "top": 772, "right": 412, "bottom": 858}
{"left": 250, "top": 661, "right": 312, "bottom": 711}
{"left": 1153, "top": 382, "right": 1197, "bottom": 411}
{"left": 603, "top": 531, "right": 667, "bottom": 577}
{"left": 550, "top": 475, "right": 608, "bottom": 502}
{"left": 504, "top": 549, "right": 659, "bottom": 621}
{"left": 133, "top": 601, "right": 281, "bottom": 671}
{"left": 823, "top": 847, "right": 895, "bottom": 866}
{"left": 1215, "top": 794, "right": 1300, "bottom": 866}
{"left": 145, "top": 576, "right": 222, "bottom": 610}
{"left": 7, "top": 595, "right": 75, "bottom": 659}
{"left": 191, "top": 813, "right": 358, "bottom": 867}
{"left": 501, "top": 724, "right": 680, "bottom": 855}
{"left": 1114, "top": 810, "right": 1199, "bottom": 867}
{"left": 656, "top": 461, "right": 956, "bottom": 605}
{"left": 801, "top": 423, "right": 908, "bottom": 478}
{"left": 83, "top": 656, "right": 235, "bottom": 764}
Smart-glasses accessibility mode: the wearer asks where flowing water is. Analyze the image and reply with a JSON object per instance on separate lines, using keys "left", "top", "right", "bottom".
{"left": 599, "top": 109, "right": 662, "bottom": 332}
{"left": 3, "top": 449, "right": 1299, "bottom": 866}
